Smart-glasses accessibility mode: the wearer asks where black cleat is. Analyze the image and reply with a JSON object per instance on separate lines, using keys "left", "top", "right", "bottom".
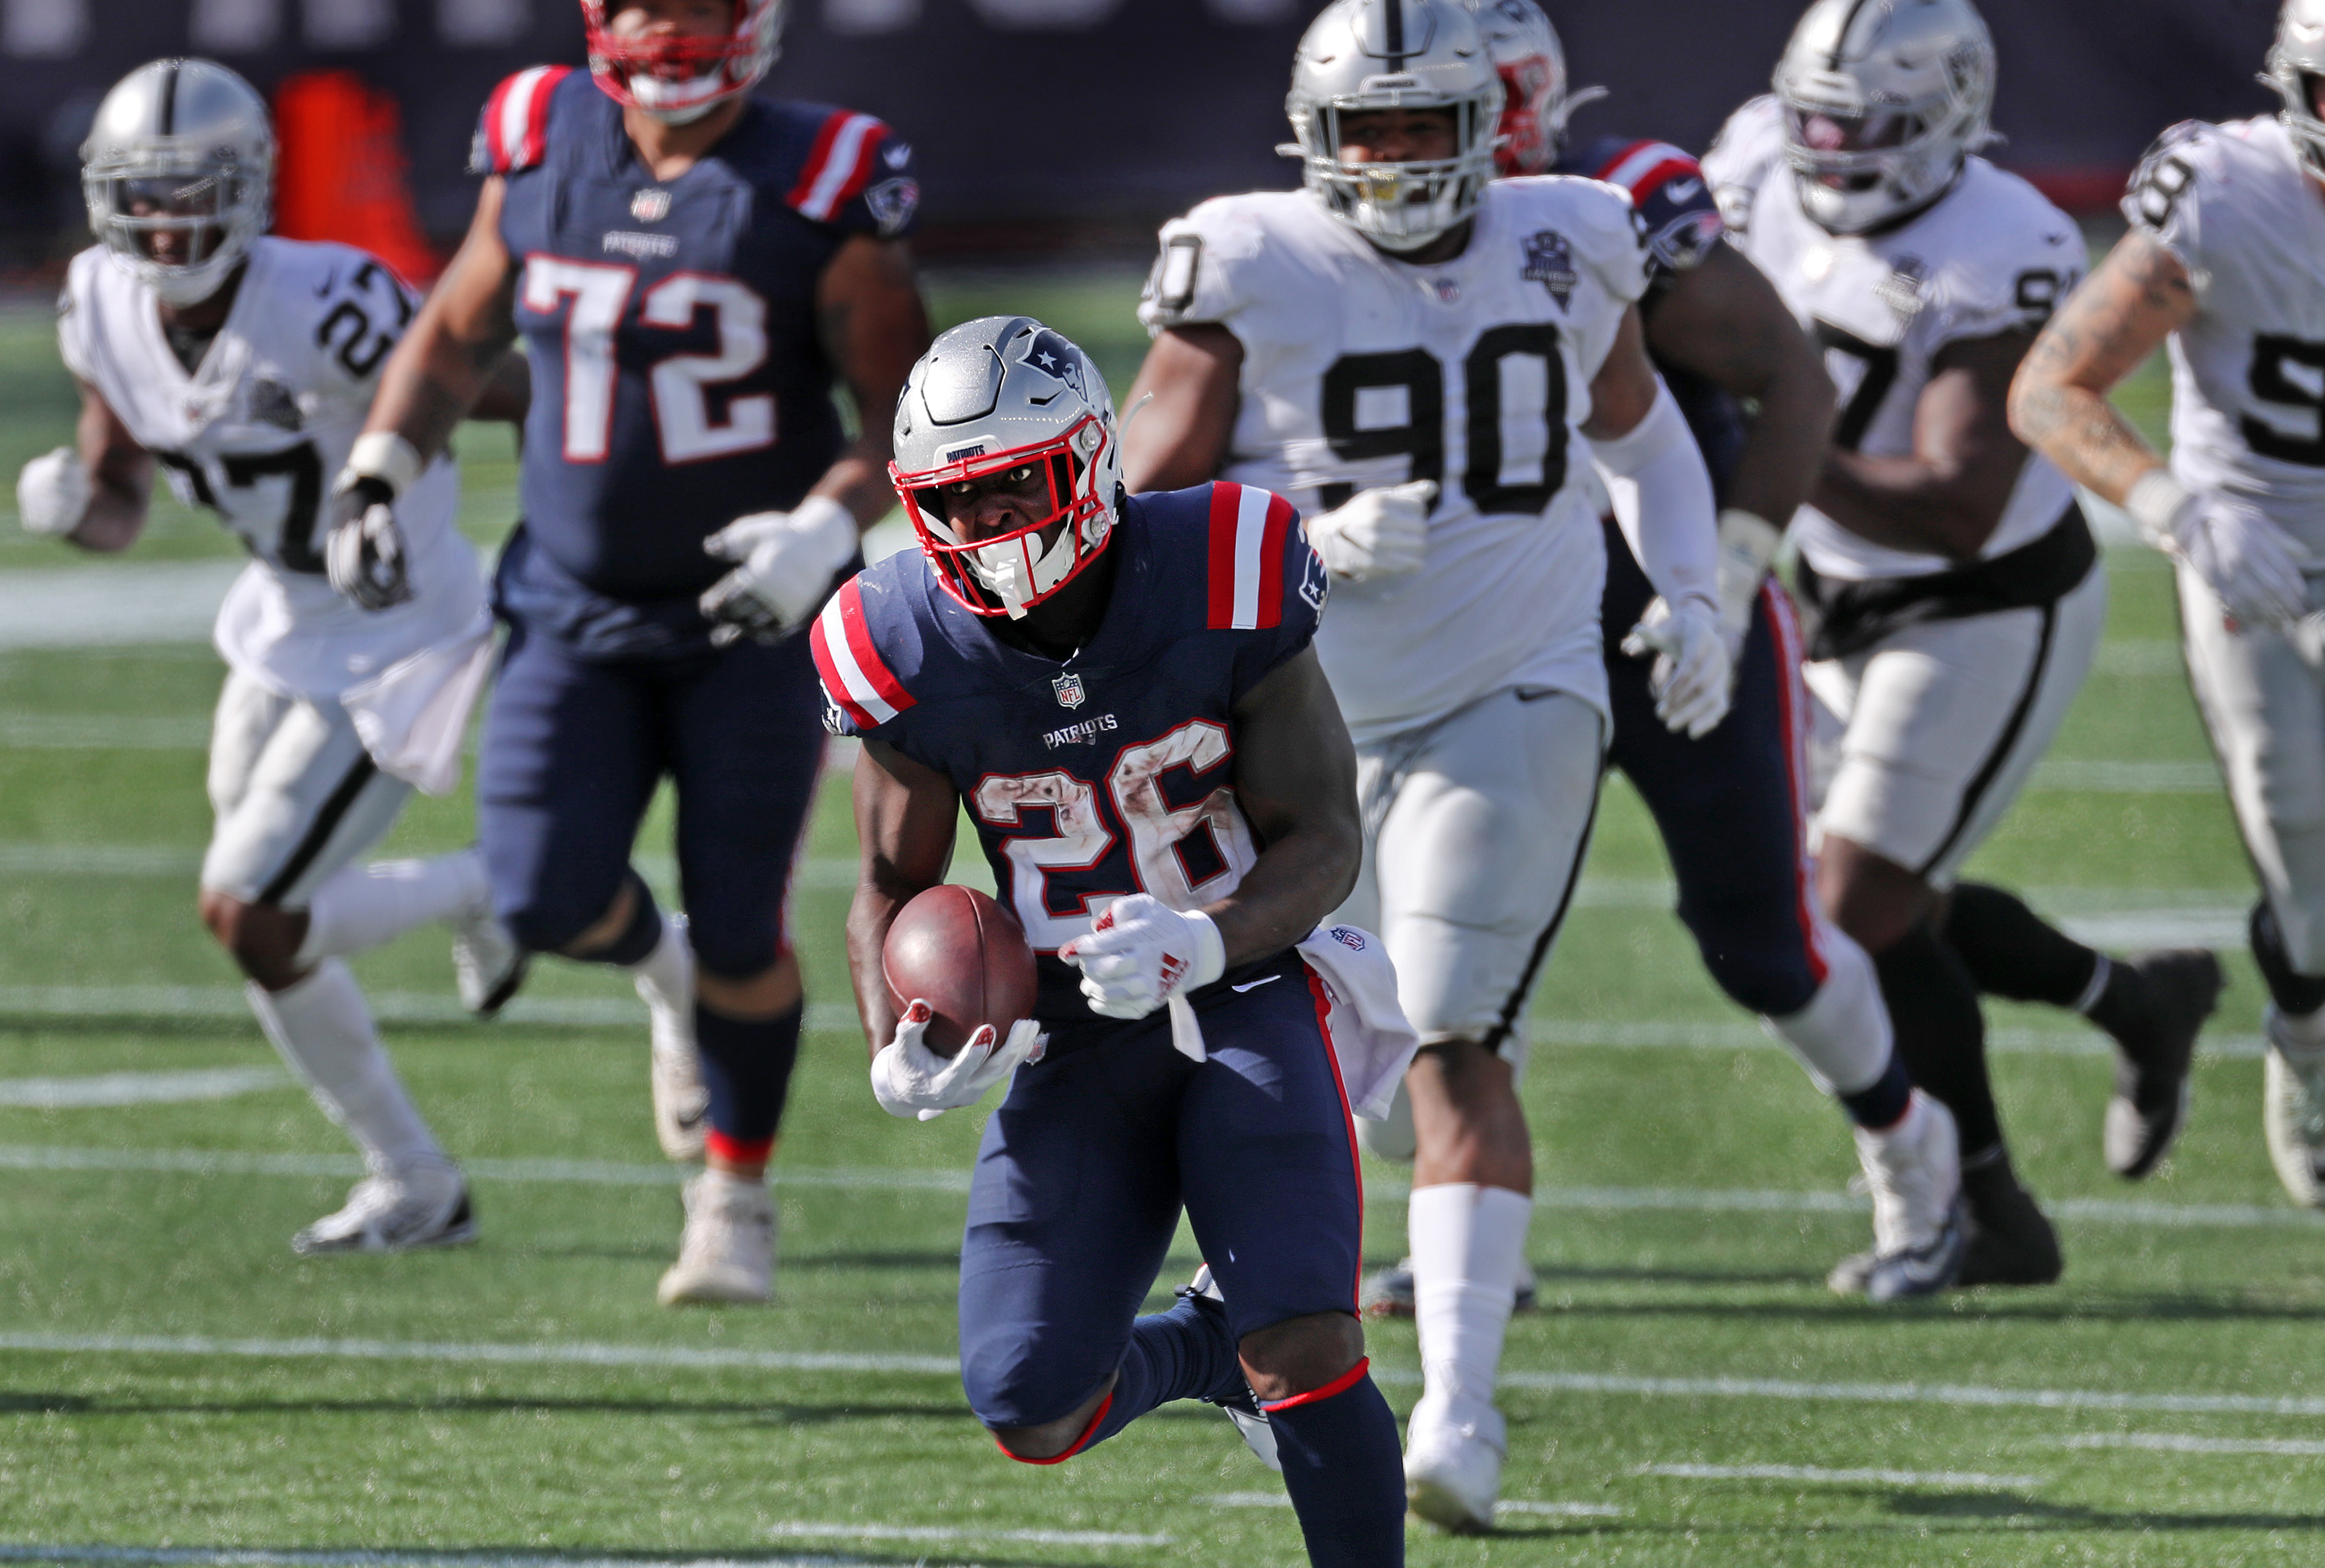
{"left": 1957, "top": 1154, "right": 2062, "bottom": 1287}
{"left": 2092, "top": 950, "right": 2223, "bottom": 1179}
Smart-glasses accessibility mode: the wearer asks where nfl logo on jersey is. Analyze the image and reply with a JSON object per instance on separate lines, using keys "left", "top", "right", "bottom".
{"left": 1522, "top": 229, "right": 1578, "bottom": 309}
{"left": 1052, "top": 673, "right": 1087, "bottom": 709}
{"left": 630, "top": 188, "right": 671, "bottom": 223}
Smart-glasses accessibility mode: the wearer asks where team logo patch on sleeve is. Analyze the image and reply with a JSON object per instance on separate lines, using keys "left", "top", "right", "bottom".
{"left": 865, "top": 177, "right": 919, "bottom": 236}
{"left": 1522, "top": 230, "right": 1578, "bottom": 309}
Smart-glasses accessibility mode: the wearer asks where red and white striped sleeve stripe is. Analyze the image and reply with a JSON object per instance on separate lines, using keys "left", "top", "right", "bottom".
{"left": 787, "top": 110, "right": 887, "bottom": 222}
{"left": 810, "top": 580, "right": 916, "bottom": 731}
{"left": 1592, "top": 138, "right": 1703, "bottom": 206}
{"left": 479, "top": 66, "right": 570, "bottom": 174}
{"left": 1204, "top": 483, "right": 1299, "bottom": 632}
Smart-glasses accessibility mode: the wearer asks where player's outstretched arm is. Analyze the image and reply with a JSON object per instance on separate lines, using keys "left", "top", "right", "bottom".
{"left": 1120, "top": 324, "right": 1243, "bottom": 493}
{"left": 360, "top": 177, "right": 519, "bottom": 463}
{"left": 813, "top": 236, "right": 934, "bottom": 525}
{"left": 1812, "top": 330, "right": 2034, "bottom": 563}
{"left": 845, "top": 737, "right": 961, "bottom": 1057}
{"left": 2007, "top": 231, "right": 2193, "bottom": 505}
{"left": 21, "top": 379, "right": 152, "bottom": 551}
{"left": 1210, "top": 646, "right": 1362, "bottom": 965}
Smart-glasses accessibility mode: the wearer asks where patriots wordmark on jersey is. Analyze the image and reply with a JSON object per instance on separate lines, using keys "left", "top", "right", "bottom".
{"left": 1138, "top": 176, "right": 1650, "bottom": 744}
{"left": 814, "top": 482, "right": 1326, "bottom": 1045}
{"left": 2127, "top": 116, "right": 2325, "bottom": 551}
{"left": 478, "top": 65, "right": 918, "bottom": 653}
{"left": 58, "top": 237, "right": 482, "bottom": 700}
{"left": 1707, "top": 95, "right": 2085, "bottom": 585}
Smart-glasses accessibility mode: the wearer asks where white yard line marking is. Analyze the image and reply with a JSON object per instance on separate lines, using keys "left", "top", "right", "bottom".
{"left": 0, "top": 1551, "right": 859, "bottom": 1568}
{"left": 0, "top": 985, "right": 864, "bottom": 1035}
{"left": 1204, "top": 1493, "right": 1293, "bottom": 1509}
{"left": 766, "top": 1525, "right": 1168, "bottom": 1549}
{"left": 6, "top": 1330, "right": 2325, "bottom": 1420}
{"left": 2030, "top": 760, "right": 2220, "bottom": 793}
{"left": 1636, "top": 1462, "right": 2041, "bottom": 1489}
{"left": 1529, "top": 1019, "right": 2268, "bottom": 1062}
{"left": 0, "top": 561, "right": 244, "bottom": 650}
{"left": 2050, "top": 1432, "right": 2325, "bottom": 1456}
{"left": 1495, "top": 1501, "right": 1629, "bottom": 1518}
{"left": 0, "top": 714, "right": 215, "bottom": 749}
{"left": 0, "top": 1067, "right": 285, "bottom": 1108}
{"left": 0, "top": 1144, "right": 2309, "bottom": 1229}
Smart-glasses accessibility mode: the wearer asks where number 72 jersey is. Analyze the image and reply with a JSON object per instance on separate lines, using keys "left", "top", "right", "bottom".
{"left": 57, "top": 236, "right": 480, "bottom": 701}
{"left": 1140, "top": 177, "right": 1650, "bottom": 745}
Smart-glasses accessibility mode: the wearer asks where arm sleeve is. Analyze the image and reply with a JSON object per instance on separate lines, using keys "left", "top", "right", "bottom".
{"left": 1593, "top": 382, "right": 1719, "bottom": 613}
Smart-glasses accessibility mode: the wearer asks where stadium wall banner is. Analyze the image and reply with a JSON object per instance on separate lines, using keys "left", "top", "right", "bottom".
{"left": 0, "top": 0, "right": 2284, "bottom": 260}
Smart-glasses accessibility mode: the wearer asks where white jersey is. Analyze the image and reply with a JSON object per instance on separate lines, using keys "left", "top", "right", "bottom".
{"left": 2126, "top": 117, "right": 2325, "bottom": 553}
{"left": 1706, "top": 97, "right": 2084, "bottom": 583}
{"left": 1139, "top": 179, "right": 1650, "bottom": 743}
{"left": 60, "top": 237, "right": 481, "bottom": 701}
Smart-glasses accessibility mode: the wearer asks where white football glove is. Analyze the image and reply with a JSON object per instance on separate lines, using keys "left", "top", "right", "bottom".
{"left": 700, "top": 494, "right": 858, "bottom": 645}
{"left": 1306, "top": 478, "right": 1434, "bottom": 582}
{"left": 2130, "top": 473, "right": 2311, "bottom": 631}
{"left": 1622, "top": 594, "right": 1732, "bottom": 740}
{"left": 17, "top": 446, "right": 91, "bottom": 538}
{"left": 1061, "top": 894, "right": 1225, "bottom": 1021}
{"left": 1713, "top": 508, "right": 1783, "bottom": 664}
{"left": 869, "top": 1001, "right": 1044, "bottom": 1122}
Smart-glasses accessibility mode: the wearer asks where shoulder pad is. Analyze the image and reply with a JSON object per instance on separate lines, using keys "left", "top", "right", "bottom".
{"left": 1202, "top": 482, "right": 1302, "bottom": 631}
{"left": 472, "top": 66, "right": 575, "bottom": 176}
{"left": 1582, "top": 140, "right": 1704, "bottom": 207}
{"left": 787, "top": 108, "right": 895, "bottom": 223}
{"left": 811, "top": 575, "right": 917, "bottom": 731}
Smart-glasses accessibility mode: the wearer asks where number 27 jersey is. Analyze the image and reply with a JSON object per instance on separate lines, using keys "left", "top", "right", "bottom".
{"left": 1140, "top": 178, "right": 1649, "bottom": 744}
{"left": 812, "top": 484, "right": 1324, "bottom": 1037}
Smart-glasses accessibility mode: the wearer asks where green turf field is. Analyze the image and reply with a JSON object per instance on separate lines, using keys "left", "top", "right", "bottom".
{"left": 1, "top": 255, "right": 2321, "bottom": 1568}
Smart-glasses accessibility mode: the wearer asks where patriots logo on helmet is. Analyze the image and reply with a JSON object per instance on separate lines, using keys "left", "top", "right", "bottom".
{"left": 1522, "top": 229, "right": 1578, "bottom": 309}
{"left": 1017, "top": 329, "right": 1086, "bottom": 398}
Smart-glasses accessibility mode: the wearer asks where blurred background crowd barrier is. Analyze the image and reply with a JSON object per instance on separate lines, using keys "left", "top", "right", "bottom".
{"left": 0, "top": 0, "right": 2287, "bottom": 277}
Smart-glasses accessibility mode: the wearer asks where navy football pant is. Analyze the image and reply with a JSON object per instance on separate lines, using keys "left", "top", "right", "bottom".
{"left": 477, "top": 621, "right": 824, "bottom": 980}
{"left": 1601, "top": 518, "right": 1826, "bottom": 1019}
{"left": 958, "top": 952, "right": 1366, "bottom": 1430}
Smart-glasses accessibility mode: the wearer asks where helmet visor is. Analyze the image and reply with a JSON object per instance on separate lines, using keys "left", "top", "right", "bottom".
{"left": 1784, "top": 104, "right": 1920, "bottom": 190}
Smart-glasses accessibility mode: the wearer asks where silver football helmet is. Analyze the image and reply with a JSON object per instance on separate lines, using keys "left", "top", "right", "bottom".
{"left": 1284, "top": 0, "right": 1504, "bottom": 251}
{"left": 2268, "top": 0, "right": 2325, "bottom": 181}
{"left": 890, "top": 316, "right": 1122, "bottom": 621}
{"left": 81, "top": 58, "right": 273, "bottom": 307}
{"left": 1463, "top": 0, "right": 1602, "bottom": 176}
{"left": 1773, "top": 0, "right": 1995, "bottom": 235}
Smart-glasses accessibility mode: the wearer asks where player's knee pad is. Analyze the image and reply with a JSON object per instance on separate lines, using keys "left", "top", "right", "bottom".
{"left": 1355, "top": 1082, "right": 1416, "bottom": 1164}
{"left": 2252, "top": 898, "right": 2325, "bottom": 1017}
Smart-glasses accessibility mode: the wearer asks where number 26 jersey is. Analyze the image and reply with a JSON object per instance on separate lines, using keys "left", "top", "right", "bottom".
{"left": 1140, "top": 178, "right": 1649, "bottom": 745}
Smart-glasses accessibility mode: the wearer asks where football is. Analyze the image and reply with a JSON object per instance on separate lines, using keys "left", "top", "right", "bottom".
{"left": 881, "top": 885, "right": 1040, "bottom": 1058}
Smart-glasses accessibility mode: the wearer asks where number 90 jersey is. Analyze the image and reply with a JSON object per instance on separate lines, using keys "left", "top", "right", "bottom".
{"left": 58, "top": 237, "right": 479, "bottom": 702}
{"left": 813, "top": 484, "right": 1326, "bottom": 1041}
{"left": 1706, "top": 96, "right": 2084, "bottom": 583}
{"left": 1140, "top": 179, "right": 1648, "bottom": 744}
{"left": 2124, "top": 117, "right": 2325, "bottom": 553}
{"left": 482, "top": 66, "right": 917, "bottom": 637}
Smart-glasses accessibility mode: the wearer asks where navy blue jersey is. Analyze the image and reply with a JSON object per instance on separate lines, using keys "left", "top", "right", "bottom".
{"left": 478, "top": 66, "right": 917, "bottom": 651}
{"left": 813, "top": 483, "right": 1327, "bottom": 1039}
{"left": 1557, "top": 135, "right": 1747, "bottom": 500}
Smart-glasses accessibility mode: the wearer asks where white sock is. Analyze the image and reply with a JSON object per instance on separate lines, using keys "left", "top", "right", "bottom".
{"left": 248, "top": 960, "right": 446, "bottom": 1173}
{"left": 1766, "top": 928, "right": 1891, "bottom": 1098}
{"left": 295, "top": 850, "right": 488, "bottom": 966}
{"left": 1410, "top": 1182, "right": 1532, "bottom": 1442}
{"left": 630, "top": 912, "right": 693, "bottom": 1012}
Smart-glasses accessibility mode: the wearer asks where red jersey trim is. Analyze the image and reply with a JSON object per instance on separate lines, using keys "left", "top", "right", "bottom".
{"left": 480, "top": 66, "right": 570, "bottom": 175}
{"left": 1204, "top": 482, "right": 1297, "bottom": 631}
{"left": 788, "top": 110, "right": 887, "bottom": 222}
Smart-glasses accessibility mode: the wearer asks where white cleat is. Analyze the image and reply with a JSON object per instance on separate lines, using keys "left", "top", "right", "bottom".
{"left": 1842, "top": 1090, "right": 1968, "bottom": 1302}
{"left": 642, "top": 912, "right": 708, "bottom": 1163}
{"left": 451, "top": 897, "right": 528, "bottom": 1018}
{"left": 2263, "top": 1008, "right": 2325, "bottom": 1208}
{"left": 658, "top": 1170, "right": 775, "bottom": 1305}
{"left": 1404, "top": 1396, "right": 1505, "bottom": 1535}
{"left": 292, "top": 1159, "right": 477, "bottom": 1256}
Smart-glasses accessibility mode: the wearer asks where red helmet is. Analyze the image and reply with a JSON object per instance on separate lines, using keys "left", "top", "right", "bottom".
{"left": 582, "top": 0, "right": 784, "bottom": 121}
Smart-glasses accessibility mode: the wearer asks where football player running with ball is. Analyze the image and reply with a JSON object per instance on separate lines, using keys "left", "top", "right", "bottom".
{"left": 2011, "top": 0, "right": 2325, "bottom": 1208}
{"left": 1457, "top": 0, "right": 1968, "bottom": 1313}
{"left": 826, "top": 317, "right": 1418, "bottom": 1568}
{"left": 352, "top": 0, "right": 930, "bottom": 1303}
{"left": 19, "top": 60, "right": 527, "bottom": 1255}
{"left": 1709, "top": 0, "right": 2220, "bottom": 1291}
{"left": 1125, "top": 0, "right": 1728, "bottom": 1530}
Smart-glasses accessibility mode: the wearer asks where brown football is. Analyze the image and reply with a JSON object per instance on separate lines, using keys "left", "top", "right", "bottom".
{"left": 881, "top": 885, "right": 1040, "bottom": 1058}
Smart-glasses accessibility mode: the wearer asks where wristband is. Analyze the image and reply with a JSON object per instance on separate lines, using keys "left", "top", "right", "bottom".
{"left": 341, "top": 431, "right": 426, "bottom": 499}
{"left": 2124, "top": 469, "right": 2193, "bottom": 547}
